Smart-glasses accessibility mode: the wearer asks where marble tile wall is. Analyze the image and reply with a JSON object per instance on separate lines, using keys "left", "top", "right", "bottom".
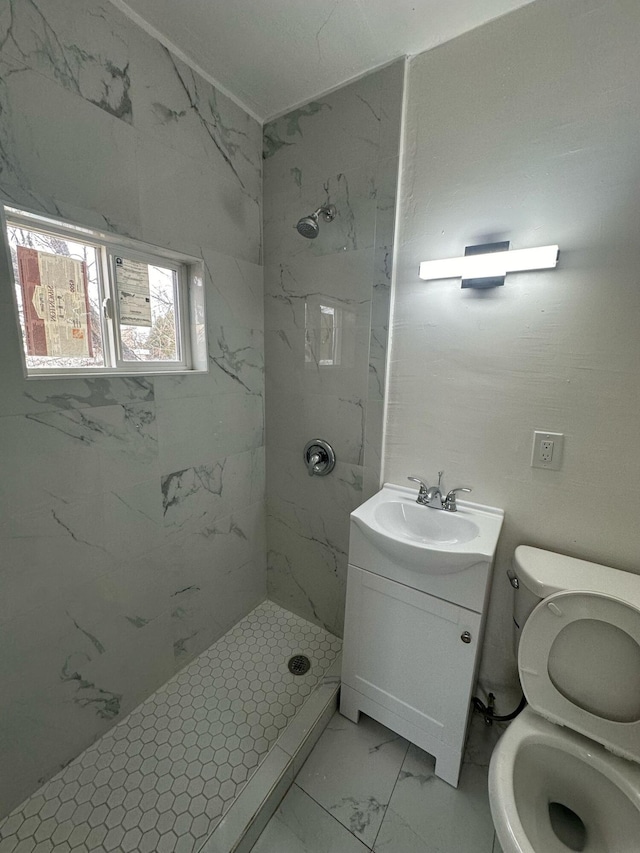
{"left": 263, "top": 61, "right": 404, "bottom": 637}
{"left": 0, "top": 0, "right": 265, "bottom": 817}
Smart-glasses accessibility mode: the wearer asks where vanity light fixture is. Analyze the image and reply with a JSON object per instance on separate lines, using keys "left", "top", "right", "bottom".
{"left": 418, "top": 241, "right": 559, "bottom": 288}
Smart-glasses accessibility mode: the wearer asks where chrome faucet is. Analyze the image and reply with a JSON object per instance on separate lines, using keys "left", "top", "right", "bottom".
{"left": 407, "top": 472, "right": 472, "bottom": 512}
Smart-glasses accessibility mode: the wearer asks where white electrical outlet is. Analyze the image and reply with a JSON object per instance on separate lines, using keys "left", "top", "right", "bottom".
{"left": 531, "top": 430, "right": 564, "bottom": 470}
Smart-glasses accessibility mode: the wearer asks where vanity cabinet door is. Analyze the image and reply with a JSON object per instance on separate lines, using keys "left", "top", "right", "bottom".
{"left": 342, "top": 565, "right": 482, "bottom": 748}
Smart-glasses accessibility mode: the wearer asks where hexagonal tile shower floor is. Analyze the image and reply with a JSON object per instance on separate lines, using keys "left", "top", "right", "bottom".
{"left": 0, "top": 600, "right": 341, "bottom": 853}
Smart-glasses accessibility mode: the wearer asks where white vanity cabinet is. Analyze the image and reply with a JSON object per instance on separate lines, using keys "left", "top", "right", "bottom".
{"left": 339, "top": 484, "right": 503, "bottom": 787}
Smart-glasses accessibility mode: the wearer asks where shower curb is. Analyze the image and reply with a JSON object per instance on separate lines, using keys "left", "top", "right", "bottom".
{"left": 199, "top": 653, "right": 342, "bottom": 853}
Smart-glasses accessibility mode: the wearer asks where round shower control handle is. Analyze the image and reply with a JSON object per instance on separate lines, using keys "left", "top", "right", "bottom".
{"left": 461, "top": 631, "right": 472, "bottom": 644}
{"left": 303, "top": 439, "right": 336, "bottom": 477}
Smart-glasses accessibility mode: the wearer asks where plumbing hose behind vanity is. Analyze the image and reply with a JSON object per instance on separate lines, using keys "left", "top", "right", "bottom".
{"left": 472, "top": 693, "right": 527, "bottom": 723}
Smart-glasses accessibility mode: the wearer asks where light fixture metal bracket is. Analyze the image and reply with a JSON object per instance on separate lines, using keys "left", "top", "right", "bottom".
{"left": 462, "top": 241, "right": 509, "bottom": 289}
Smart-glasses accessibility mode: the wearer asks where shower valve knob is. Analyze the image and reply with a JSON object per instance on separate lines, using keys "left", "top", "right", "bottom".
{"left": 303, "top": 439, "right": 336, "bottom": 477}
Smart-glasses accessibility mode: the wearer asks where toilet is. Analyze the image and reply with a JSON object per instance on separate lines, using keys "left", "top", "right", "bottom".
{"left": 488, "top": 546, "right": 640, "bottom": 853}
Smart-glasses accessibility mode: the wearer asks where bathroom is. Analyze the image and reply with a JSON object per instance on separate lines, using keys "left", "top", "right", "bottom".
{"left": 1, "top": 0, "right": 639, "bottom": 851}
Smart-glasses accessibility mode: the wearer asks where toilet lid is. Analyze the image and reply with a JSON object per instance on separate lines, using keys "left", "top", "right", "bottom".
{"left": 519, "top": 590, "right": 640, "bottom": 763}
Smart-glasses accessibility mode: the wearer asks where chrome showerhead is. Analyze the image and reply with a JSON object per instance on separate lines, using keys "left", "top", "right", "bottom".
{"left": 296, "top": 215, "right": 320, "bottom": 238}
{"left": 295, "top": 204, "right": 336, "bottom": 239}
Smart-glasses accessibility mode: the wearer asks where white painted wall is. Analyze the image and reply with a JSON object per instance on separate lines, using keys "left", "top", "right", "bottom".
{"left": 385, "top": 0, "right": 640, "bottom": 695}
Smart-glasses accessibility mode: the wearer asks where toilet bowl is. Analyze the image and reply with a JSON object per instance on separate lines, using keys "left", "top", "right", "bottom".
{"left": 489, "top": 547, "right": 640, "bottom": 853}
{"left": 489, "top": 707, "right": 640, "bottom": 853}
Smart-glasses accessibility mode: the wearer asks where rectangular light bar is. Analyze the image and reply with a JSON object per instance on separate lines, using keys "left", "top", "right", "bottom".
{"left": 419, "top": 245, "right": 559, "bottom": 281}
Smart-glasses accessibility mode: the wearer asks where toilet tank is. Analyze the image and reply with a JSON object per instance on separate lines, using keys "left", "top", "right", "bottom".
{"left": 511, "top": 558, "right": 543, "bottom": 654}
{"left": 511, "top": 545, "right": 640, "bottom": 653}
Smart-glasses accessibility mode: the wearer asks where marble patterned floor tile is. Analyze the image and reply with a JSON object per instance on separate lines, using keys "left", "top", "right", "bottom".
{"left": 0, "top": 601, "right": 341, "bottom": 853}
{"left": 251, "top": 784, "right": 371, "bottom": 853}
{"left": 295, "top": 712, "right": 409, "bottom": 847}
{"left": 372, "top": 744, "right": 495, "bottom": 853}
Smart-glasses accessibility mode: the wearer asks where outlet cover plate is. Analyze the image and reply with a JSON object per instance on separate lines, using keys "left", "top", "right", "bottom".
{"left": 531, "top": 430, "right": 564, "bottom": 470}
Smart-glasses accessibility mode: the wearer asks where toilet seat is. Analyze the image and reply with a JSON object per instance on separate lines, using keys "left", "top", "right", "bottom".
{"left": 519, "top": 590, "right": 640, "bottom": 763}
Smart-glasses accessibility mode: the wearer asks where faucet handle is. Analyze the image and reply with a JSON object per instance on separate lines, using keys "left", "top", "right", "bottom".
{"left": 444, "top": 487, "right": 472, "bottom": 512}
{"left": 407, "top": 475, "right": 429, "bottom": 493}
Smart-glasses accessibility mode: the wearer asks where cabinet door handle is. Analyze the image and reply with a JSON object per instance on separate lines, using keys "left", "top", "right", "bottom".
{"left": 461, "top": 631, "right": 472, "bottom": 644}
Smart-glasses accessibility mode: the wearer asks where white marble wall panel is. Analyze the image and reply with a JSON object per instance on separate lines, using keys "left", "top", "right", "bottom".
{"left": 162, "top": 448, "right": 265, "bottom": 537}
{"left": 264, "top": 249, "right": 374, "bottom": 332}
{"left": 5, "top": 70, "right": 141, "bottom": 235}
{"left": 157, "top": 392, "right": 264, "bottom": 475}
{"left": 136, "top": 136, "right": 261, "bottom": 265}
{"left": 263, "top": 62, "right": 403, "bottom": 636}
{"left": 129, "top": 42, "right": 262, "bottom": 203}
{"left": 264, "top": 325, "right": 370, "bottom": 400}
{"left": 0, "top": 0, "right": 265, "bottom": 818}
{"left": 265, "top": 448, "right": 365, "bottom": 635}
{"left": 201, "top": 250, "right": 265, "bottom": 331}
{"left": 263, "top": 166, "right": 379, "bottom": 264}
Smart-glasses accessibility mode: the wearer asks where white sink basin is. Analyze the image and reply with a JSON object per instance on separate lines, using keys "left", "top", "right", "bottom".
{"left": 375, "top": 500, "right": 480, "bottom": 545}
{"left": 351, "top": 483, "right": 504, "bottom": 574}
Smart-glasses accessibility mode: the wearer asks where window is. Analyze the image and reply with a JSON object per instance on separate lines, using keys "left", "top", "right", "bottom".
{"left": 3, "top": 205, "right": 207, "bottom": 377}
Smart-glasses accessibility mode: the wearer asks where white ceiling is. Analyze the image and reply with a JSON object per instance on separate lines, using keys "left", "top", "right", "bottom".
{"left": 112, "top": 0, "right": 535, "bottom": 122}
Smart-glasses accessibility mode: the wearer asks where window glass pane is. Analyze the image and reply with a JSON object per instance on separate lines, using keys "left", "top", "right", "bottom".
{"left": 116, "top": 257, "right": 179, "bottom": 362}
{"left": 7, "top": 222, "right": 105, "bottom": 369}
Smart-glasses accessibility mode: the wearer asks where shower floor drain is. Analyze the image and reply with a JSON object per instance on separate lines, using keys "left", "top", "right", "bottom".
{"left": 288, "top": 654, "right": 311, "bottom": 675}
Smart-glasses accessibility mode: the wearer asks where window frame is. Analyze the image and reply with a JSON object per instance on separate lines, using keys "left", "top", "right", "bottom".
{"left": 2, "top": 203, "right": 206, "bottom": 380}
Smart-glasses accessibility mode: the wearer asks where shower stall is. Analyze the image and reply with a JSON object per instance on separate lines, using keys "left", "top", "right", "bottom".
{"left": 0, "top": 0, "right": 404, "bottom": 847}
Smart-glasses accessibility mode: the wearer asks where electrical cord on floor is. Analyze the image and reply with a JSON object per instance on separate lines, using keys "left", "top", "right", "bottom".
{"left": 472, "top": 692, "right": 527, "bottom": 724}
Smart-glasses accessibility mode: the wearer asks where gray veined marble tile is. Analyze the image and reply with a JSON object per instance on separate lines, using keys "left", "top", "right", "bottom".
{"left": 265, "top": 324, "right": 370, "bottom": 402}
{"left": 267, "top": 496, "right": 348, "bottom": 635}
{"left": 263, "top": 248, "right": 373, "bottom": 333}
{"left": 103, "top": 478, "right": 165, "bottom": 562}
{"left": 0, "top": 0, "right": 133, "bottom": 124}
{"left": 170, "top": 554, "right": 266, "bottom": 665}
{"left": 20, "top": 401, "right": 159, "bottom": 492}
{"left": 363, "top": 399, "right": 384, "bottom": 500}
{"left": 251, "top": 784, "right": 370, "bottom": 853}
{"left": 266, "top": 492, "right": 349, "bottom": 578}
{"left": 161, "top": 448, "right": 264, "bottom": 536}
{"left": 295, "top": 711, "right": 409, "bottom": 847}
{"left": 263, "top": 70, "right": 386, "bottom": 192}
{"left": 373, "top": 744, "right": 495, "bottom": 853}
{"left": 1, "top": 69, "right": 142, "bottom": 232}
{"left": 0, "top": 367, "right": 154, "bottom": 424}
{"left": 22, "top": 376, "right": 154, "bottom": 413}
{"left": 267, "top": 448, "right": 363, "bottom": 527}
{"left": 0, "top": 499, "right": 116, "bottom": 626}
{"left": 22, "top": 400, "right": 156, "bottom": 452}
{"left": 161, "top": 500, "right": 266, "bottom": 614}
{"left": 136, "top": 135, "right": 261, "bottom": 265}
{"left": 0, "top": 426, "right": 103, "bottom": 522}
{"left": 368, "top": 325, "right": 389, "bottom": 402}
{"left": 266, "top": 391, "right": 364, "bottom": 467}
{"left": 202, "top": 249, "right": 264, "bottom": 332}
{"left": 263, "top": 166, "right": 378, "bottom": 264}
{"left": 129, "top": 39, "right": 262, "bottom": 202}
{"left": 156, "top": 390, "right": 264, "bottom": 476}
{"left": 208, "top": 326, "right": 265, "bottom": 396}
